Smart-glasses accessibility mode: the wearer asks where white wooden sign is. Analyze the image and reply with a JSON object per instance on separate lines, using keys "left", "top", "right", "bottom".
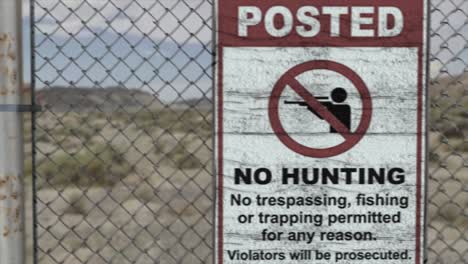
{"left": 214, "top": 1, "right": 427, "bottom": 263}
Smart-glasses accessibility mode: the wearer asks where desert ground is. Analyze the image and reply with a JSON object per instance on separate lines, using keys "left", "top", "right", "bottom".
{"left": 426, "top": 73, "right": 468, "bottom": 263}
{"left": 23, "top": 87, "right": 213, "bottom": 263}
{"left": 21, "top": 73, "right": 468, "bottom": 263}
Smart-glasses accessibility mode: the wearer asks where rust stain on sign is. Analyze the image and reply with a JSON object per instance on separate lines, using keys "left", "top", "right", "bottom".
{"left": 0, "top": 31, "right": 23, "bottom": 238}
{"left": 0, "top": 33, "right": 17, "bottom": 96}
{"left": 0, "top": 1, "right": 26, "bottom": 262}
{"left": 0, "top": 175, "right": 10, "bottom": 187}
{"left": 0, "top": 174, "right": 23, "bottom": 235}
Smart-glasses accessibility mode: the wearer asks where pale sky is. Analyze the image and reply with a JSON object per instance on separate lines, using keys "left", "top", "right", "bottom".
{"left": 22, "top": 0, "right": 467, "bottom": 100}
{"left": 23, "top": 0, "right": 213, "bottom": 101}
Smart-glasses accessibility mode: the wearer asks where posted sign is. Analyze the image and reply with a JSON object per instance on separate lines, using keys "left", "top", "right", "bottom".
{"left": 214, "top": 0, "right": 427, "bottom": 263}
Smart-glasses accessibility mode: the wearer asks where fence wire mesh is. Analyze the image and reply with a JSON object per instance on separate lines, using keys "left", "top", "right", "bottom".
{"left": 31, "top": 0, "right": 213, "bottom": 263}
{"left": 28, "top": 0, "right": 467, "bottom": 263}
{"left": 427, "top": 0, "right": 468, "bottom": 263}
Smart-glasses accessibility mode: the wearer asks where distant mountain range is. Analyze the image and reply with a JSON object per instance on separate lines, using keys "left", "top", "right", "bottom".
{"left": 34, "top": 86, "right": 211, "bottom": 111}
{"left": 24, "top": 72, "right": 467, "bottom": 112}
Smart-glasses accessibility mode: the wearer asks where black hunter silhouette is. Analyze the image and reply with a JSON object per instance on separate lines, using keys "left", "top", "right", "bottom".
{"left": 285, "top": 87, "right": 351, "bottom": 133}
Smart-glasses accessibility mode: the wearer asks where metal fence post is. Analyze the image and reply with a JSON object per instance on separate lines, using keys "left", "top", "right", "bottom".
{"left": 0, "top": 0, "right": 25, "bottom": 263}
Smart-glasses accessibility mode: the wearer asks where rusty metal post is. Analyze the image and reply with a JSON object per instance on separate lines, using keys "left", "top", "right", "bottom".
{"left": 0, "top": 0, "right": 25, "bottom": 263}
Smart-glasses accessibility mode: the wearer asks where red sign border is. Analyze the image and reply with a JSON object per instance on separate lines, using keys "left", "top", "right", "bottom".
{"left": 214, "top": 2, "right": 428, "bottom": 263}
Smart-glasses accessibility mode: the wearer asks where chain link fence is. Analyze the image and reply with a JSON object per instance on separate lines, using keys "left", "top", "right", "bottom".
{"left": 30, "top": 0, "right": 213, "bottom": 263}
{"left": 427, "top": 0, "right": 468, "bottom": 263}
{"left": 27, "top": 0, "right": 467, "bottom": 263}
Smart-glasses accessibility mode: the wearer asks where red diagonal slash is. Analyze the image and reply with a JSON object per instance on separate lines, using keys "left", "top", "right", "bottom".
{"left": 285, "top": 76, "right": 351, "bottom": 139}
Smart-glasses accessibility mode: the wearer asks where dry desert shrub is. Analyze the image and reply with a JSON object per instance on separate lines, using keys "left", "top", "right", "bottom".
{"left": 37, "top": 144, "right": 133, "bottom": 188}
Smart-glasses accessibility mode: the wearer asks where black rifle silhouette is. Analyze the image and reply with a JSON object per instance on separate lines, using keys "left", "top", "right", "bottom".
{"left": 284, "top": 97, "right": 329, "bottom": 106}
{"left": 284, "top": 98, "right": 332, "bottom": 124}
{"left": 284, "top": 88, "right": 351, "bottom": 133}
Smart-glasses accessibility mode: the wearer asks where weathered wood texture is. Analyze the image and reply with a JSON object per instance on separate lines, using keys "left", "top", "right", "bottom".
{"left": 215, "top": 47, "right": 426, "bottom": 263}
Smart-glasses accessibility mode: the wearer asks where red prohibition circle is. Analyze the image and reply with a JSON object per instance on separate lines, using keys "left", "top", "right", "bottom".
{"left": 268, "top": 60, "right": 372, "bottom": 158}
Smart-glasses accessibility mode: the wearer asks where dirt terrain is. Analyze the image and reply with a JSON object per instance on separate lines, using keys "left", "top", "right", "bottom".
{"left": 426, "top": 73, "right": 468, "bottom": 263}
{"left": 24, "top": 87, "right": 213, "bottom": 263}
{"left": 21, "top": 75, "right": 468, "bottom": 263}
